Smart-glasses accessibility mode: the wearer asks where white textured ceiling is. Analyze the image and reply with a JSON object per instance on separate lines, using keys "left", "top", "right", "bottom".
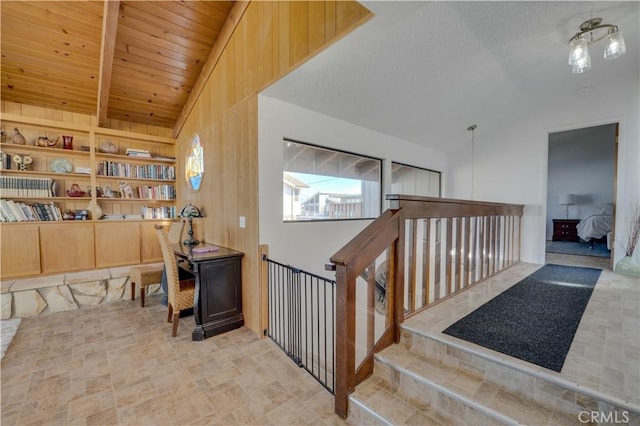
{"left": 263, "top": 1, "right": 639, "bottom": 153}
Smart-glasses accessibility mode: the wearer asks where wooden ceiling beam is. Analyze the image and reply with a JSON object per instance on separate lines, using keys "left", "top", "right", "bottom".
{"left": 97, "top": 0, "right": 120, "bottom": 126}
{"left": 173, "top": 1, "right": 250, "bottom": 138}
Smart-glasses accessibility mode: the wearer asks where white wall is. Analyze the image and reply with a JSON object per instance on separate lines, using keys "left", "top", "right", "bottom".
{"left": 446, "top": 77, "right": 639, "bottom": 265}
{"left": 258, "top": 95, "right": 448, "bottom": 277}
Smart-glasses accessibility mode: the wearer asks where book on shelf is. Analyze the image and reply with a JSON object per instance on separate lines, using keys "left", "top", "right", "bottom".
{"left": 191, "top": 246, "right": 219, "bottom": 253}
{"left": 0, "top": 199, "right": 17, "bottom": 222}
{"left": 125, "top": 148, "right": 152, "bottom": 158}
{"left": 123, "top": 214, "right": 143, "bottom": 220}
{"left": 152, "top": 155, "right": 175, "bottom": 162}
{"left": 1, "top": 151, "right": 11, "bottom": 170}
{"left": 102, "top": 214, "right": 125, "bottom": 220}
{"left": 7, "top": 200, "right": 27, "bottom": 221}
{"left": 0, "top": 176, "right": 54, "bottom": 198}
{"left": 75, "top": 210, "right": 89, "bottom": 220}
{"left": 0, "top": 200, "right": 62, "bottom": 222}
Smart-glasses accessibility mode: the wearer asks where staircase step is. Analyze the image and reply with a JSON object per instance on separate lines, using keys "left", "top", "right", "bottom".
{"left": 372, "top": 343, "right": 575, "bottom": 425}
{"left": 399, "top": 325, "right": 639, "bottom": 421}
{"left": 348, "top": 325, "right": 639, "bottom": 425}
{"left": 347, "top": 373, "right": 468, "bottom": 426}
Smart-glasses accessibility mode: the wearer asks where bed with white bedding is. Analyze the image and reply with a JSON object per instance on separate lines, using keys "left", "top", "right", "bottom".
{"left": 577, "top": 214, "right": 613, "bottom": 242}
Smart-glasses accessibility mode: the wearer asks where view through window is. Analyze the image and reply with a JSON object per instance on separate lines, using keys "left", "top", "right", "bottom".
{"left": 283, "top": 139, "right": 381, "bottom": 221}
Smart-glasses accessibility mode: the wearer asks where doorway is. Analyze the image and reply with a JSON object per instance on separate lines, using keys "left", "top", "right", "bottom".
{"left": 545, "top": 123, "right": 618, "bottom": 269}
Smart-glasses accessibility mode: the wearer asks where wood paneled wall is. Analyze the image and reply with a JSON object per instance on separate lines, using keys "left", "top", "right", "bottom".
{"left": 177, "top": 1, "right": 372, "bottom": 334}
{"left": 1, "top": 101, "right": 173, "bottom": 138}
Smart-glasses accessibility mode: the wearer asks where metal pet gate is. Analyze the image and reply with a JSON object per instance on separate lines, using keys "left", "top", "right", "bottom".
{"left": 263, "top": 255, "right": 336, "bottom": 394}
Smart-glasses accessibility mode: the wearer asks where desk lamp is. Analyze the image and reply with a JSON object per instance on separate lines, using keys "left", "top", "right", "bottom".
{"left": 179, "top": 203, "right": 204, "bottom": 245}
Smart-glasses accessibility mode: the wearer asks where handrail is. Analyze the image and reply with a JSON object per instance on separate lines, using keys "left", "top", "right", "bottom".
{"left": 331, "top": 195, "right": 524, "bottom": 418}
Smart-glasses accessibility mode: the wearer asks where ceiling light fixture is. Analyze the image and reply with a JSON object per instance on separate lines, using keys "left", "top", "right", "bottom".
{"left": 568, "top": 18, "right": 626, "bottom": 74}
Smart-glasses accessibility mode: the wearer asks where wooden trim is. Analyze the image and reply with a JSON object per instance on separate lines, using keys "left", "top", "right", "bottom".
{"left": 445, "top": 217, "right": 453, "bottom": 296}
{"left": 394, "top": 217, "right": 405, "bottom": 343}
{"left": 423, "top": 219, "right": 430, "bottom": 307}
{"left": 331, "top": 195, "right": 525, "bottom": 417}
{"left": 366, "top": 262, "right": 375, "bottom": 351}
{"left": 434, "top": 219, "right": 441, "bottom": 302}
{"left": 173, "top": 1, "right": 250, "bottom": 137}
{"left": 455, "top": 217, "right": 462, "bottom": 291}
{"left": 388, "top": 194, "right": 524, "bottom": 209}
{"left": 490, "top": 216, "right": 496, "bottom": 276}
{"left": 330, "top": 209, "right": 400, "bottom": 267}
{"left": 259, "top": 244, "right": 269, "bottom": 337}
{"left": 480, "top": 216, "right": 487, "bottom": 279}
{"left": 464, "top": 216, "right": 471, "bottom": 287}
{"left": 408, "top": 219, "right": 417, "bottom": 312}
{"left": 97, "top": 0, "right": 120, "bottom": 126}
{"left": 334, "top": 263, "right": 350, "bottom": 419}
{"left": 611, "top": 123, "right": 619, "bottom": 269}
{"left": 0, "top": 113, "right": 175, "bottom": 144}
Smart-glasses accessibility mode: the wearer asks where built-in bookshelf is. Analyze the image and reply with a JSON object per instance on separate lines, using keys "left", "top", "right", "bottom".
{"left": 0, "top": 114, "right": 177, "bottom": 222}
{"left": 0, "top": 112, "right": 178, "bottom": 278}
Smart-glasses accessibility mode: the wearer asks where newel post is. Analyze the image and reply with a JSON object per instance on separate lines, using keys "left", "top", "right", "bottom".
{"left": 334, "top": 263, "right": 355, "bottom": 418}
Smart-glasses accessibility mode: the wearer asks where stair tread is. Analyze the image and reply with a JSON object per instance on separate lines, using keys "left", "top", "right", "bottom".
{"left": 373, "top": 344, "right": 578, "bottom": 425}
{"left": 349, "top": 376, "right": 456, "bottom": 426}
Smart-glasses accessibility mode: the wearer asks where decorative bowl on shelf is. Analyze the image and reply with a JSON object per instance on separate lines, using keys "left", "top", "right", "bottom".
{"left": 49, "top": 158, "right": 73, "bottom": 173}
{"left": 99, "top": 140, "right": 118, "bottom": 154}
{"left": 66, "top": 184, "right": 86, "bottom": 197}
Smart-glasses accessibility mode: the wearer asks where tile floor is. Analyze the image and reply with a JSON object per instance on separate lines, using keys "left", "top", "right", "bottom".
{"left": 1, "top": 296, "right": 345, "bottom": 426}
{"left": 2, "top": 252, "right": 637, "bottom": 425}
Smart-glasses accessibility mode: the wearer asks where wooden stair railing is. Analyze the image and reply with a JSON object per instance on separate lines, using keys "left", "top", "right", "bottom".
{"left": 329, "top": 195, "right": 524, "bottom": 418}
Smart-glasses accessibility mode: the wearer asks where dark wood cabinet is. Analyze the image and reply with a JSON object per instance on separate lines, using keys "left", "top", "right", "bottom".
{"left": 552, "top": 219, "right": 580, "bottom": 242}
{"left": 172, "top": 243, "right": 244, "bottom": 341}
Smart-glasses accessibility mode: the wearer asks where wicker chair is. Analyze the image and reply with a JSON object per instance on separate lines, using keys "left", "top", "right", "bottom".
{"left": 155, "top": 225, "right": 195, "bottom": 337}
{"left": 130, "top": 220, "right": 184, "bottom": 307}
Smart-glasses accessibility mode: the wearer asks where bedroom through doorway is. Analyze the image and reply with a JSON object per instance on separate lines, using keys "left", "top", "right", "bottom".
{"left": 545, "top": 123, "right": 618, "bottom": 270}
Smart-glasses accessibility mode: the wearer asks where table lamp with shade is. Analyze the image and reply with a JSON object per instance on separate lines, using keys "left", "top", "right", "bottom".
{"left": 558, "top": 194, "right": 576, "bottom": 219}
{"left": 179, "top": 203, "right": 204, "bottom": 245}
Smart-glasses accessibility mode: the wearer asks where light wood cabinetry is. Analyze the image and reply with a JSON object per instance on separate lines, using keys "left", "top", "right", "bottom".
{"left": 0, "top": 224, "right": 41, "bottom": 277}
{"left": 95, "top": 221, "right": 141, "bottom": 268}
{"left": 0, "top": 113, "right": 176, "bottom": 279}
{"left": 40, "top": 223, "right": 95, "bottom": 274}
{"left": 141, "top": 220, "right": 169, "bottom": 263}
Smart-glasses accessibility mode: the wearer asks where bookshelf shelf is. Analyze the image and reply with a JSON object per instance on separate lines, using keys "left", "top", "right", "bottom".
{"left": 1, "top": 113, "right": 177, "bottom": 278}
{"left": 1, "top": 170, "right": 91, "bottom": 179}
{"left": 1, "top": 114, "right": 177, "bottom": 222}
{"left": 0, "top": 143, "right": 91, "bottom": 158}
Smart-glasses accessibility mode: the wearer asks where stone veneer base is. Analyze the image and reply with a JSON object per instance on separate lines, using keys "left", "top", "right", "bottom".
{"left": 0, "top": 264, "right": 164, "bottom": 319}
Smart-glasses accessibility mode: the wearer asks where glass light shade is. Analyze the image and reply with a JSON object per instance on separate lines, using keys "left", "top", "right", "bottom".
{"left": 604, "top": 30, "right": 626, "bottom": 60}
{"left": 572, "top": 55, "right": 591, "bottom": 73}
{"left": 568, "top": 37, "right": 589, "bottom": 65}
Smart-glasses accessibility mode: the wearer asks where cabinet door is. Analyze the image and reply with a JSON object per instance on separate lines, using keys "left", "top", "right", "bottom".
{"left": 95, "top": 222, "right": 141, "bottom": 267}
{"left": 40, "top": 223, "right": 95, "bottom": 274}
{"left": 198, "top": 257, "right": 243, "bottom": 323}
{"left": 0, "top": 224, "right": 41, "bottom": 278}
{"left": 141, "top": 220, "right": 172, "bottom": 263}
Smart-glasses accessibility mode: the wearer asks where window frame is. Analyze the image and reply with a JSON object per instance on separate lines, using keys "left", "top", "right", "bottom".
{"left": 390, "top": 161, "right": 442, "bottom": 197}
{"left": 283, "top": 138, "right": 383, "bottom": 223}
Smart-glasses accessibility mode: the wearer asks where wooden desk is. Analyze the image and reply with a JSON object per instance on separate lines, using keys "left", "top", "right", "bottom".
{"left": 171, "top": 243, "right": 244, "bottom": 341}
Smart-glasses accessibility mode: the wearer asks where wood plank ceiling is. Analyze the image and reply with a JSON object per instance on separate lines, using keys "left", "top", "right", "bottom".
{"left": 1, "top": 0, "right": 234, "bottom": 129}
